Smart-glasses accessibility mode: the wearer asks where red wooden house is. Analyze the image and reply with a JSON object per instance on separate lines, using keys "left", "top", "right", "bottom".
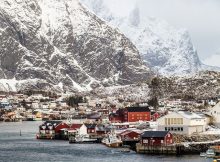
{"left": 109, "top": 107, "right": 151, "bottom": 123}
{"left": 54, "top": 122, "right": 70, "bottom": 134}
{"left": 119, "top": 130, "right": 141, "bottom": 141}
{"left": 84, "top": 123, "right": 97, "bottom": 134}
{"left": 109, "top": 108, "right": 124, "bottom": 123}
{"left": 37, "top": 121, "right": 70, "bottom": 139}
{"left": 69, "top": 124, "right": 82, "bottom": 130}
{"left": 124, "top": 107, "right": 151, "bottom": 122}
{"left": 141, "top": 131, "right": 173, "bottom": 146}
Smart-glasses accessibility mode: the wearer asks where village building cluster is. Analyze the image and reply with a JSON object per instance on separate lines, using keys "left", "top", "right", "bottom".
{"left": 1, "top": 92, "right": 220, "bottom": 153}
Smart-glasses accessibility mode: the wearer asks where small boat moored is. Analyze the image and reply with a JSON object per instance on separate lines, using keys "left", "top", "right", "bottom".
{"left": 200, "top": 152, "right": 206, "bottom": 157}
{"left": 206, "top": 148, "right": 216, "bottom": 158}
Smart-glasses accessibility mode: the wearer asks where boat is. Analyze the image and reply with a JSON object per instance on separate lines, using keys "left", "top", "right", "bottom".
{"left": 200, "top": 152, "right": 206, "bottom": 157}
{"left": 102, "top": 132, "right": 122, "bottom": 148}
{"left": 206, "top": 148, "right": 216, "bottom": 158}
{"left": 70, "top": 134, "right": 97, "bottom": 143}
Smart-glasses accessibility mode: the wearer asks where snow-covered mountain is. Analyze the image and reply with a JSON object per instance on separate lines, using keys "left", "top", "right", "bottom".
{"left": 0, "top": 0, "right": 151, "bottom": 92}
{"left": 80, "top": 0, "right": 217, "bottom": 76}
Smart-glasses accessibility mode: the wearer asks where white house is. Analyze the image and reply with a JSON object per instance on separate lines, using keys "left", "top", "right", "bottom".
{"left": 157, "top": 111, "right": 206, "bottom": 135}
{"left": 209, "top": 102, "right": 220, "bottom": 127}
{"left": 31, "top": 101, "right": 39, "bottom": 109}
{"left": 49, "top": 102, "right": 57, "bottom": 109}
{"left": 78, "top": 124, "right": 88, "bottom": 136}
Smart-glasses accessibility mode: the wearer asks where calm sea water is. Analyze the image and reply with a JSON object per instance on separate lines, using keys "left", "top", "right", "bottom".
{"left": 0, "top": 121, "right": 212, "bottom": 162}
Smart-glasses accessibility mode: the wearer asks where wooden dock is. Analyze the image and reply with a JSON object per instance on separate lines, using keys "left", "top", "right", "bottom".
{"left": 136, "top": 143, "right": 183, "bottom": 155}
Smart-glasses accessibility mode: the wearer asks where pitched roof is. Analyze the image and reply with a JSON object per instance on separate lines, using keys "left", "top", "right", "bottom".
{"left": 126, "top": 107, "right": 150, "bottom": 112}
{"left": 120, "top": 130, "right": 141, "bottom": 136}
{"left": 40, "top": 121, "right": 63, "bottom": 130}
{"left": 44, "top": 120, "right": 62, "bottom": 126}
{"left": 84, "top": 123, "right": 96, "bottom": 129}
{"left": 141, "top": 131, "right": 169, "bottom": 138}
{"left": 70, "top": 124, "right": 82, "bottom": 129}
{"left": 177, "top": 111, "right": 204, "bottom": 119}
{"left": 95, "top": 125, "right": 106, "bottom": 131}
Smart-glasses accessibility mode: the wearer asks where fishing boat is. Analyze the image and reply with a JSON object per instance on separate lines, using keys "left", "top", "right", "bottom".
{"left": 200, "top": 152, "right": 206, "bottom": 157}
{"left": 102, "top": 132, "right": 122, "bottom": 148}
{"left": 71, "top": 134, "right": 97, "bottom": 143}
{"left": 206, "top": 148, "right": 216, "bottom": 158}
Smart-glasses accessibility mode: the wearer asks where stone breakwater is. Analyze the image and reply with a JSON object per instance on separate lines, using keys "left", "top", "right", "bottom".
{"left": 173, "top": 134, "right": 220, "bottom": 143}
{"left": 174, "top": 134, "right": 220, "bottom": 154}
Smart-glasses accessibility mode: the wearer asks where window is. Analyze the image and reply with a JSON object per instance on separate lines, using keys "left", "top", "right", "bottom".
{"left": 168, "top": 118, "right": 170, "bottom": 125}
{"left": 143, "top": 139, "right": 148, "bottom": 144}
{"left": 174, "top": 118, "right": 177, "bottom": 124}
{"left": 181, "top": 127, "right": 183, "bottom": 131}
{"left": 161, "top": 140, "right": 164, "bottom": 143}
{"left": 180, "top": 118, "right": 183, "bottom": 124}
{"left": 177, "top": 118, "right": 180, "bottom": 124}
{"left": 165, "top": 127, "right": 167, "bottom": 131}
{"left": 171, "top": 127, "right": 173, "bottom": 131}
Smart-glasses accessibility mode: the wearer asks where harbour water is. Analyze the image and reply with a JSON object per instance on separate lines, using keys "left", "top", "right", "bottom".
{"left": 0, "top": 122, "right": 212, "bottom": 162}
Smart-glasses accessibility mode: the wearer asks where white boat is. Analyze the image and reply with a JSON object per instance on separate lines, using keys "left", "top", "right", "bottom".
{"left": 74, "top": 135, "right": 97, "bottom": 143}
{"left": 102, "top": 133, "right": 122, "bottom": 148}
{"left": 200, "top": 152, "right": 206, "bottom": 157}
{"left": 206, "top": 149, "right": 216, "bottom": 158}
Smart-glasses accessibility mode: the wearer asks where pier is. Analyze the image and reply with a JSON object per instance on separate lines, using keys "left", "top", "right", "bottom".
{"left": 136, "top": 143, "right": 182, "bottom": 155}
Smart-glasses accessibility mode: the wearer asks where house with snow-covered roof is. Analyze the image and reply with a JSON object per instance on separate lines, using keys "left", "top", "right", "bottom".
{"left": 157, "top": 111, "right": 206, "bottom": 135}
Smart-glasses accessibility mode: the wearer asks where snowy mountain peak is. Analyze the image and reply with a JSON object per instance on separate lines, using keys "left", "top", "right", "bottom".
{"left": 129, "top": 5, "right": 140, "bottom": 27}
{"left": 80, "top": 0, "right": 218, "bottom": 76}
{"left": 0, "top": 0, "right": 151, "bottom": 92}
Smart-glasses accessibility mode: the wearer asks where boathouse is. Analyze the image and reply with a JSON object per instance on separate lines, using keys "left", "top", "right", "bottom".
{"left": 38, "top": 121, "right": 69, "bottom": 139}
{"left": 141, "top": 131, "right": 173, "bottom": 146}
{"left": 119, "top": 130, "right": 141, "bottom": 142}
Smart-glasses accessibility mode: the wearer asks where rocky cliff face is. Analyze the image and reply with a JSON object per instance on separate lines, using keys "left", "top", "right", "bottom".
{"left": 0, "top": 0, "right": 151, "bottom": 92}
{"left": 80, "top": 0, "right": 206, "bottom": 76}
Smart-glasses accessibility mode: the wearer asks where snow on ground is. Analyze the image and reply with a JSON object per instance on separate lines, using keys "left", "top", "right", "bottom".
{"left": 0, "top": 78, "right": 18, "bottom": 92}
{"left": 201, "top": 126, "right": 220, "bottom": 135}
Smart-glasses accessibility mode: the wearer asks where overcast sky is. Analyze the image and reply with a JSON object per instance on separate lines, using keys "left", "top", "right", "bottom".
{"left": 103, "top": 0, "right": 220, "bottom": 67}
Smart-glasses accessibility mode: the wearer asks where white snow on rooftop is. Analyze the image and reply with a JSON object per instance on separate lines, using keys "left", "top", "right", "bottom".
{"left": 177, "top": 111, "right": 204, "bottom": 119}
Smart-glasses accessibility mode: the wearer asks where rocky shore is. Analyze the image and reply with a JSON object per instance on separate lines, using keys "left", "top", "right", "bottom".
{"left": 174, "top": 134, "right": 220, "bottom": 154}
{"left": 174, "top": 134, "right": 220, "bottom": 143}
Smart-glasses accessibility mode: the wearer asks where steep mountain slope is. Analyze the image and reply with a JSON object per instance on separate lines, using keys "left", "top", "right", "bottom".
{"left": 93, "top": 71, "right": 220, "bottom": 102}
{"left": 80, "top": 0, "right": 206, "bottom": 76}
{"left": 0, "top": 0, "right": 151, "bottom": 92}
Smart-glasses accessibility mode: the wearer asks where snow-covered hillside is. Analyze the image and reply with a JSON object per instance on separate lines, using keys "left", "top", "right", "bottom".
{"left": 80, "top": 0, "right": 219, "bottom": 76}
{"left": 0, "top": 0, "right": 151, "bottom": 92}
